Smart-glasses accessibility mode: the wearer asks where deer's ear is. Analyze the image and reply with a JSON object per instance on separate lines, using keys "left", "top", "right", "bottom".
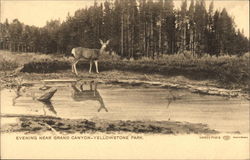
{"left": 106, "top": 39, "right": 110, "bottom": 44}
{"left": 99, "top": 39, "right": 103, "bottom": 44}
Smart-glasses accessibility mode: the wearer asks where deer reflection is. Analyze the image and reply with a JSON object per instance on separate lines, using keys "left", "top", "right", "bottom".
{"left": 71, "top": 81, "right": 108, "bottom": 112}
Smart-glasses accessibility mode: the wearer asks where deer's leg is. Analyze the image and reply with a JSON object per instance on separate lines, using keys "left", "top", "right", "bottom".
{"left": 94, "top": 81, "right": 97, "bottom": 90}
{"left": 73, "top": 60, "right": 79, "bottom": 75}
{"left": 89, "top": 60, "right": 93, "bottom": 73}
{"left": 94, "top": 60, "right": 99, "bottom": 73}
{"left": 72, "top": 60, "right": 75, "bottom": 73}
{"left": 71, "top": 63, "right": 74, "bottom": 73}
{"left": 90, "top": 81, "right": 93, "bottom": 91}
{"left": 72, "top": 59, "right": 77, "bottom": 73}
{"left": 93, "top": 81, "right": 97, "bottom": 96}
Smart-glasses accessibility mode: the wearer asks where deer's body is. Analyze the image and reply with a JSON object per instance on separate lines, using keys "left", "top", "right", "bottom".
{"left": 71, "top": 39, "right": 110, "bottom": 75}
{"left": 71, "top": 48, "right": 99, "bottom": 60}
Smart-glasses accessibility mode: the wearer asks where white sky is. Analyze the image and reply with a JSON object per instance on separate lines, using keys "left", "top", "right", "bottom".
{"left": 0, "top": 0, "right": 249, "bottom": 37}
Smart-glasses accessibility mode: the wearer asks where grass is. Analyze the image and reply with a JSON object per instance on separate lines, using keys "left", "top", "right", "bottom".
{"left": 0, "top": 50, "right": 249, "bottom": 89}
{"left": 1, "top": 115, "right": 219, "bottom": 134}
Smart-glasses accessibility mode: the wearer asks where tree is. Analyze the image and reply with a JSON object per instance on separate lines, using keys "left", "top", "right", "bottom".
{"left": 188, "top": 0, "right": 195, "bottom": 54}
{"left": 194, "top": 0, "right": 207, "bottom": 55}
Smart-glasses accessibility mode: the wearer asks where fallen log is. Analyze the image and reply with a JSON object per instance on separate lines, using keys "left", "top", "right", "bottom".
{"left": 111, "top": 79, "right": 243, "bottom": 98}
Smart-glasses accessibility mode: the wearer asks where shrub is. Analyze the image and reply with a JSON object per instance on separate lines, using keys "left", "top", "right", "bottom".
{"left": 242, "top": 52, "right": 250, "bottom": 59}
{"left": 0, "top": 56, "right": 19, "bottom": 70}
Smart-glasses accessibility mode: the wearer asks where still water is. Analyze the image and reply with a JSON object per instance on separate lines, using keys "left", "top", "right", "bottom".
{"left": 1, "top": 82, "right": 249, "bottom": 133}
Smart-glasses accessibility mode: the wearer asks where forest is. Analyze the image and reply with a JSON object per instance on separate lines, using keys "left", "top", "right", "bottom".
{"left": 0, "top": 0, "right": 249, "bottom": 58}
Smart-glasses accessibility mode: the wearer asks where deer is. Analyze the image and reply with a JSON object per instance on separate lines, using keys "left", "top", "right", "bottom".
{"left": 71, "top": 39, "right": 110, "bottom": 75}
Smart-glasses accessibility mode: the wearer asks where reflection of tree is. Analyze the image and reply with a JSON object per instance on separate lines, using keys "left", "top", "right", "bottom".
{"left": 166, "top": 90, "right": 186, "bottom": 120}
{"left": 71, "top": 81, "right": 108, "bottom": 112}
{"left": 12, "top": 85, "right": 22, "bottom": 106}
{"left": 12, "top": 86, "right": 34, "bottom": 105}
{"left": 12, "top": 85, "right": 58, "bottom": 116}
{"left": 12, "top": 78, "right": 35, "bottom": 105}
{"left": 12, "top": 78, "right": 25, "bottom": 106}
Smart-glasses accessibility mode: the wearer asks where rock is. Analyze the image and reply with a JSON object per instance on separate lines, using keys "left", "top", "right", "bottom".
{"left": 37, "top": 88, "right": 57, "bottom": 101}
{"left": 58, "top": 125, "right": 71, "bottom": 130}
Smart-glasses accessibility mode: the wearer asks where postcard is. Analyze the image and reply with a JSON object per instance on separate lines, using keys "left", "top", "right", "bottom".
{"left": 0, "top": 0, "right": 249, "bottom": 159}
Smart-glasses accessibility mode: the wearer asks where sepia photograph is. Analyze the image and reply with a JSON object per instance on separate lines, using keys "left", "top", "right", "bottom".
{"left": 0, "top": 0, "right": 249, "bottom": 159}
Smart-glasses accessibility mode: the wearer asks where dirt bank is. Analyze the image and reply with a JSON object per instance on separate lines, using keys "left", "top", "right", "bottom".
{"left": 18, "top": 56, "right": 250, "bottom": 88}
{"left": 1, "top": 115, "right": 218, "bottom": 134}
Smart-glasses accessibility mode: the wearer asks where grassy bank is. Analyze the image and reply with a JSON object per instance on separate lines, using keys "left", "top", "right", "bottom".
{"left": 1, "top": 50, "right": 249, "bottom": 89}
{"left": 1, "top": 115, "right": 218, "bottom": 134}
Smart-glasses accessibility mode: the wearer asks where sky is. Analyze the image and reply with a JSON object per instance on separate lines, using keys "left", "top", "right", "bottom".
{"left": 0, "top": 0, "right": 249, "bottom": 37}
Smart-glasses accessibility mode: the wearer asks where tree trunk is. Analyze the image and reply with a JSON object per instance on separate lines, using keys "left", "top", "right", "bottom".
{"left": 127, "top": 14, "right": 130, "bottom": 58}
{"left": 9, "top": 42, "right": 12, "bottom": 51}
{"left": 183, "top": 24, "right": 186, "bottom": 51}
{"left": 144, "top": 20, "right": 146, "bottom": 56}
{"left": 146, "top": 22, "right": 149, "bottom": 57}
{"left": 150, "top": 13, "right": 153, "bottom": 58}
{"left": 159, "top": 20, "right": 162, "bottom": 55}
{"left": 121, "top": 10, "right": 124, "bottom": 57}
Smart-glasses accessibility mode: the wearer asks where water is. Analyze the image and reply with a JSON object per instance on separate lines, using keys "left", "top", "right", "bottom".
{"left": 1, "top": 82, "right": 249, "bottom": 133}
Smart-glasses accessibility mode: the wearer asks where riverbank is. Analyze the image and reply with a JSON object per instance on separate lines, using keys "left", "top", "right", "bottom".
{"left": 1, "top": 114, "right": 218, "bottom": 134}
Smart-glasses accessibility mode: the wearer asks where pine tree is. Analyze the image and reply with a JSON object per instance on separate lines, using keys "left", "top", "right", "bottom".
{"left": 188, "top": 0, "right": 195, "bottom": 54}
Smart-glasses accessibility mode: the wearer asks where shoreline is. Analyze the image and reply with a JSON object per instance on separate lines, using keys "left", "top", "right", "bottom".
{"left": 1, "top": 114, "right": 219, "bottom": 135}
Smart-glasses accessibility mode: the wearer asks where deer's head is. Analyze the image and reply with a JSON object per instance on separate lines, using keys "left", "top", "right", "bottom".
{"left": 99, "top": 39, "right": 110, "bottom": 50}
